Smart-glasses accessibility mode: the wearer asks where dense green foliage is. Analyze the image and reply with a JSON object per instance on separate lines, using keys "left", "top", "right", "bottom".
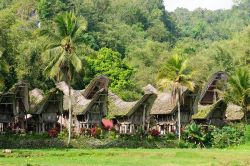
{"left": 0, "top": 133, "right": 65, "bottom": 149}
{"left": 0, "top": 0, "right": 249, "bottom": 101}
{"left": 182, "top": 123, "right": 246, "bottom": 148}
{"left": 211, "top": 124, "right": 245, "bottom": 148}
{"left": 86, "top": 48, "right": 142, "bottom": 100}
{"left": 223, "top": 68, "right": 250, "bottom": 122}
{"left": 0, "top": 124, "right": 248, "bottom": 150}
{"left": 182, "top": 123, "right": 213, "bottom": 148}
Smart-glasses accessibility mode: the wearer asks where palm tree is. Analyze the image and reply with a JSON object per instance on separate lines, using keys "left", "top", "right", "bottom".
{"left": 0, "top": 50, "right": 9, "bottom": 86}
{"left": 157, "top": 54, "right": 194, "bottom": 141}
{"left": 42, "top": 12, "right": 86, "bottom": 145}
{"left": 224, "top": 68, "right": 250, "bottom": 123}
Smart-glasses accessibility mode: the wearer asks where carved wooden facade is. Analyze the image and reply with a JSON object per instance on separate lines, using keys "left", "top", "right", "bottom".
{"left": 109, "top": 92, "right": 157, "bottom": 134}
{"left": 150, "top": 89, "right": 196, "bottom": 135}
{"left": 0, "top": 82, "right": 29, "bottom": 132}
{"left": 28, "top": 89, "right": 63, "bottom": 133}
{"left": 193, "top": 71, "right": 228, "bottom": 127}
{"left": 57, "top": 75, "right": 109, "bottom": 133}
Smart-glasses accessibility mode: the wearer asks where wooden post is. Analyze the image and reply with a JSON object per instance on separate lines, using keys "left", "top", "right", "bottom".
{"left": 42, "top": 123, "right": 45, "bottom": 132}
{"left": 142, "top": 104, "right": 146, "bottom": 130}
{"left": 60, "top": 114, "right": 63, "bottom": 131}
{"left": 129, "top": 124, "right": 132, "bottom": 133}
{"left": 163, "top": 125, "right": 166, "bottom": 135}
{"left": 25, "top": 114, "right": 27, "bottom": 130}
{"left": 77, "top": 119, "right": 80, "bottom": 134}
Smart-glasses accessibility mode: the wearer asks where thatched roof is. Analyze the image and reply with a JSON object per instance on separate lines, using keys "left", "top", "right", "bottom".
{"left": 225, "top": 104, "right": 244, "bottom": 121}
{"left": 145, "top": 85, "right": 189, "bottom": 115}
{"left": 108, "top": 91, "right": 157, "bottom": 117}
{"left": 108, "top": 92, "right": 137, "bottom": 116}
{"left": 28, "top": 88, "right": 63, "bottom": 115}
{"left": 192, "top": 99, "right": 227, "bottom": 119}
{"left": 56, "top": 77, "right": 108, "bottom": 115}
{"left": 143, "top": 84, "right": 158, "bottom": 94}
{"left": 199, "top": 71, "right": 227, "bottom": 105}
{"left": 150, "top": 91, "right": 177, "bottom": 115}
{"left": 29, "top": 88, "right": 45, "bottom": 113}
{"left": 82, "top": 75, "right": 109, "bottom": 99}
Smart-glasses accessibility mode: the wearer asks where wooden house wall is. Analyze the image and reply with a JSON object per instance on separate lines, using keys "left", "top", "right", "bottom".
{"left": 0, "top": 104, "right": 14, "bottom": 123}
{"left": 152, "top": 92, "right": 196, "bottom": 135}
{"left": 28, "top": 92, "right": 63, "bottom": 133}
{"left": 118, "top": 98, "right": 155, "bottom": 134}
{"left": 74, "top": 93, "right": 107, "bottom": 133}
{"left": 152, "top": 114, "right": 176, "bottom": 135}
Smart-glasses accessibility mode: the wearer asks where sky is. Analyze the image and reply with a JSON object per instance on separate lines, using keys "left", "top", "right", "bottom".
{"left": 164, "top": 0, "right": 234, "bottom": 12}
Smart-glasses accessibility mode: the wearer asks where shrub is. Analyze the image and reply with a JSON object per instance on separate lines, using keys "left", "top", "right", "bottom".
{"left": 150, "top": 129, "right": 160, "bottom": 137}
{"left": 182, "top": 123, "right": 213, "bottom": 148}
{"left": 58, "top": 128, "right": 68, "bottom": 139}
{"left": 135, "top": 128, "right": 148, "bottom": 139}
{"left": 244, "top": 125, "right": 250, "bottom": 142}
{"left": 90, "top": 127, "right": 102, "bottom": 138}
{"left": 164, "top": 133, "right": 177, "bottom": 140}
{"left": 0, "top": 134, "right": 65, "bottom": 149}
{"left": 100, "top": 130, "right": 117, "bottom": 139}
{"left": 178, "top": 140, "right": 195, "bottom": 148}
{"left": 48, "top": 128, "right": 59, "bottom": 138}
{"left": 211, "top": 124, "right": 245, "bottom": 148}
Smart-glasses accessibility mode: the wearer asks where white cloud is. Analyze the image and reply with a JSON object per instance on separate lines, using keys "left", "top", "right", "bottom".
{"left": 164, "top": 0, "right": 234, "bottom": 11}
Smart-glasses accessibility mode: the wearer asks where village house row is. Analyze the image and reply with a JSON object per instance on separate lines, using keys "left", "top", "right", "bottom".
{"left": 0, "top": 72, "right": 247, "bottom": 134}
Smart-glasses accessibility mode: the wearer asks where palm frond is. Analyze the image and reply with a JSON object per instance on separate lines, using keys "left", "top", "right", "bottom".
{"left": 74, "top": 19, "right": 87, "bottom": 38}
{"left": 44, "top": 48, "right": 64, "bottom": 77}
{"left": 55, "top": 13, "right": 68, "bottom": 37}
{"left": 157, "top": 54, "right": 195, "bottom": 92}
{"left": 39, "top": 29, "right": 61, "bottom": 42}
{"left": 157, "top": 78, "right": 171, "bottom": 91}
{"left": 70, "top": 53, "right": 82, "bottom": 72}
{"left": 225, "top": 67, "right": 250, "bottom": 106}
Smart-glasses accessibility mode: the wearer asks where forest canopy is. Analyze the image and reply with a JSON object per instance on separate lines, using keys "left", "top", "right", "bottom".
{"left": 0, "top": 0, "right": 249, "bottom": 101}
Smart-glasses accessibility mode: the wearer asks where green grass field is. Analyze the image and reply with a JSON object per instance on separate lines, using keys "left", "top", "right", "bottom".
{"left": 1, "top": 144, "right": 250, "bottom": 166}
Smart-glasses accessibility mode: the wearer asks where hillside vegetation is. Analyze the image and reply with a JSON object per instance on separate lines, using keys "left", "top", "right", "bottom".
{"left": 0, "top": 0, "right": 249, "bottom": 101}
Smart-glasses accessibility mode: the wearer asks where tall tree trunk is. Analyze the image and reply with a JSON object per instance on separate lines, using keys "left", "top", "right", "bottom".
{"left": 177, "top": 97, "right": 181, "bottom": 142}
{"left": 177, "top": 92, "right": 181, "bottom": 142}
{"left": 67, "top": 78, "right": 72, "bottom": 146}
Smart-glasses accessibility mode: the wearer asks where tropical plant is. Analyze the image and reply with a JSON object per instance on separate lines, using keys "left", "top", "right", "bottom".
{"left": 157, "top": 54, "right": 195, "bottom": 141}
{"left": 211, "top": 124, "right": 245, "bottom": 148}
{"left": 42, "top": 12, "right": 86, "bottom": 145}
{"left": 224, "top": 68, "right": 250, "bottom": 123}
{"left": 183, "top": 123, "right": 213, "bottom": 148}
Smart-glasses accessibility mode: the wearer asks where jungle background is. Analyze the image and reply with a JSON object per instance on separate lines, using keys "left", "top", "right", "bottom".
{"left": 0, "top": 0, "right": 249, "bottom": 101}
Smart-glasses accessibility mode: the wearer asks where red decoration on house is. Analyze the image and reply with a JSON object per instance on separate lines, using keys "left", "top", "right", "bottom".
{"left": 101, "top": 119, "right": 113, "bottom": 130}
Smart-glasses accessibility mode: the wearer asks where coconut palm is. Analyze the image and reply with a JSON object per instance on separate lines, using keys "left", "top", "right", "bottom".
{"left": 42, "top": 12, "right": 86, "bottom": 145}
{"left": 157, "top": 54, "right": 195, "bottom": 141}
{"left": 224, "top": 68, "right": 250, "bottom": 123}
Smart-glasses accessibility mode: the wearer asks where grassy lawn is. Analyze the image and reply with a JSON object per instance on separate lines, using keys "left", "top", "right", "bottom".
{"left": 1, "top": 144, "right": 250, "bottom": 166}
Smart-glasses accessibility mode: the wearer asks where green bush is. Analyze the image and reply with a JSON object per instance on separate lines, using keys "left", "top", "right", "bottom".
{"left": 178, "top": 140, "right": 195, "bottom": 148}
{"left": 0, "top": 134, "right": 66, "bottom": 149}
{"left": 182, "top": 123, "right": 213, "bottom": 148}
{"left": 244, "top": 125, "right": 250, "bottom": 142}
{"left": 58, "top": 129, "right": 68, "bottom": 140}
{"left": 211, "top": 124, "right": 245, "bottom": 148}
